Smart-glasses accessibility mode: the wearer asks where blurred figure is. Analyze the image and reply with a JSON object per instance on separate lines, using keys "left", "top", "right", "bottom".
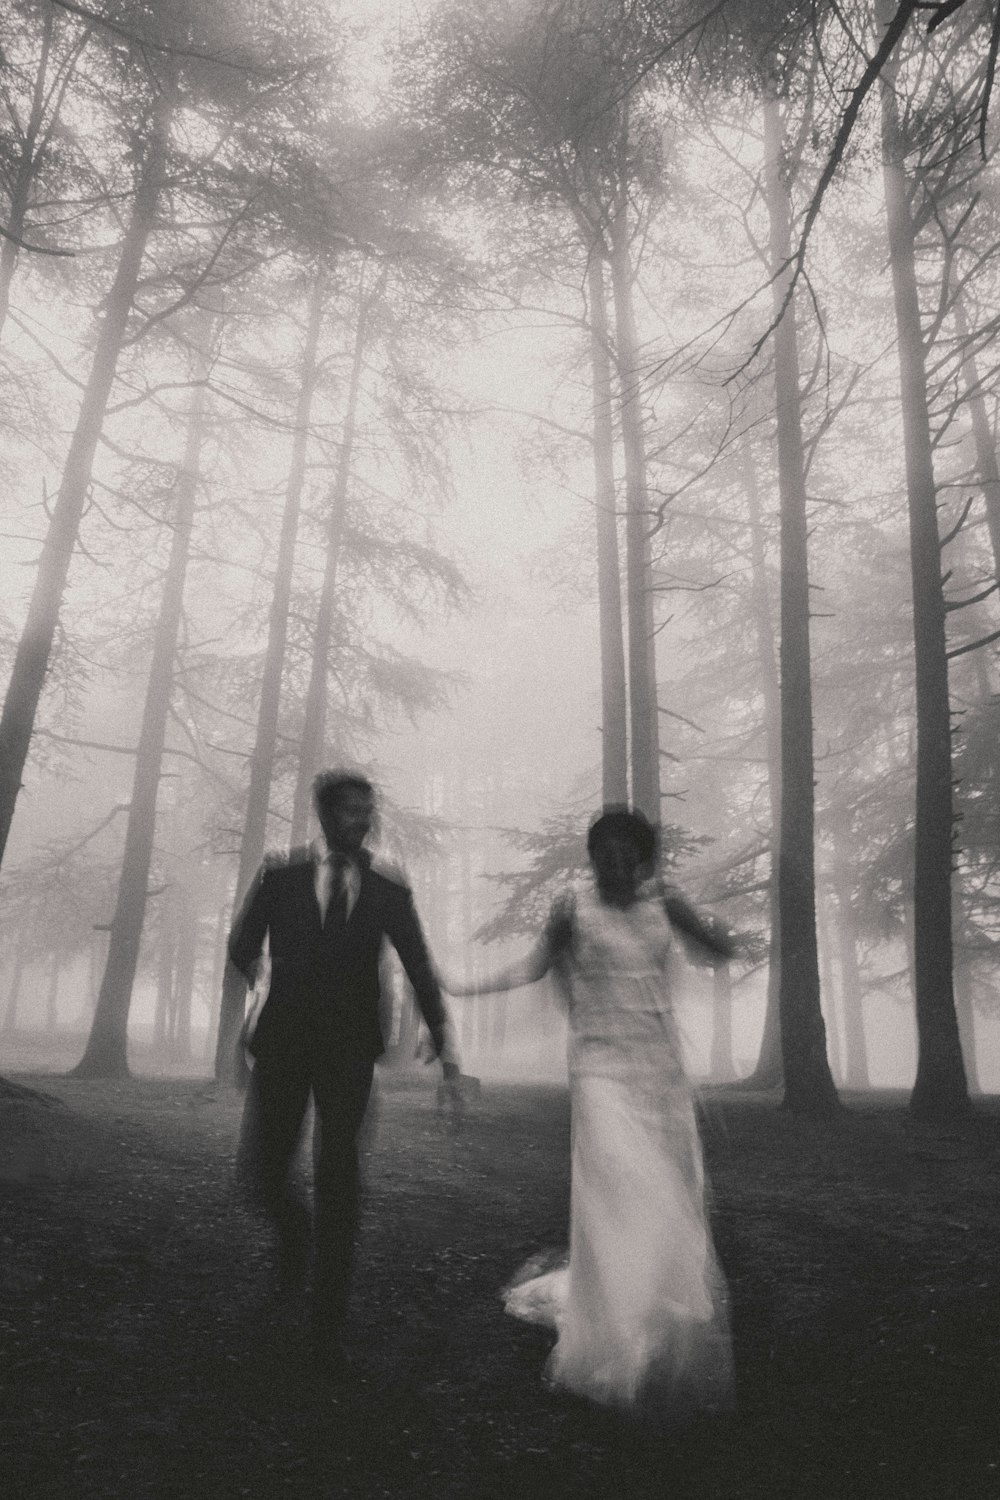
{"left": 228, "top": 769, "right": 459, "bottom": 1378}
{"left": 451, "top": 807, "right": 735, "bottom": 1419}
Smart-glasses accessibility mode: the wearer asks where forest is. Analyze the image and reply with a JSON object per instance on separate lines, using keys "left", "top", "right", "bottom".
{"left": 2, "top": 0, "right": 1000, "bottom": 1114}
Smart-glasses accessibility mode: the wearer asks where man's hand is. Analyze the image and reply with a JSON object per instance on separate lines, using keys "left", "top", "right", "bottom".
{"left": 436, "top": 1055, "right": 467, "bottom": 1132}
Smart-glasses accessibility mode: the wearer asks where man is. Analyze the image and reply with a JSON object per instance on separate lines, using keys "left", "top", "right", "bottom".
{"left": 228, "top": 769, "right": 459, "bottom": 1376}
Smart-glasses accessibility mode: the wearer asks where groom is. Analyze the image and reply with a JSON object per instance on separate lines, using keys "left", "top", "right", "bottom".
{"left": 228, "top": 769, "right": 459, "bottom": 1375}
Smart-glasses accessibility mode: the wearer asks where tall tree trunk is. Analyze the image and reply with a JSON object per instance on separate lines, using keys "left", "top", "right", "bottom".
{"left": 0, "top": 8, "right": 54, "bottom": 340}
{"left": 815, "top": 887, "right": 843, "bottom": 1086}
{"left": 459, "top": 821, "right": 477, "bottom": 1057}
{"left": 172, "top": 886, "right": 196, "bottom": 1062}
{"left": 153, "top": 893, "right": 175, "bottom": 1051}
{"left": 0, "top": 79, "right": 174, "bottom": 872}
{"left": 490, "top": 990, "right": 507, "bottom": 1057}
{"left": 586, "top": 250, "right": 628, "bottom": 806}
{"left": 289, "top": 277, "right": 373, "bottom": 846}
{"left": 73, "top": 366, "right": 205, "bottom": 1078}
{"left": 709, "top": 962, "right": 736, "bottom": 1082}
{"left": 879, "top": 15, "right": 968, "bottom": 1118}
{"left": 762, "top": 92, "right": 839, "bottom": 1115}
{"left": 88, "top": 927, "right": 102, "bottom": 1006}
{"left": 608, "top": 204, "right": 660, "bottom": 824}
{"left": 829, "top": 814, "right": 871, "bottom": 1089}
{"left": 955, "top": 297, "right": 1000, "bottom": 574}
{"left": 45, "top": 946, "right": 61, "bottom": 1033}
{"left": 2, "top": 936, "right": 27, "bottom": 1034}
{"left": 205, "top": 904, "right": 227, "bottom": 1063}
{"left": 952, "top": 961, "right": 982, "bottom": 1095}
{"left": 214, "top": 271, "right": 326, "bottom": 1081}
{"left": 742, "top": 443, "right": 784, "bottom": 1087}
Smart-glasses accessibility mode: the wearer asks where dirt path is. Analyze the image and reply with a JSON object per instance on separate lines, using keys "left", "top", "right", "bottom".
{"left": 2, "top": 1073, "right": 999, "bottom": 1499}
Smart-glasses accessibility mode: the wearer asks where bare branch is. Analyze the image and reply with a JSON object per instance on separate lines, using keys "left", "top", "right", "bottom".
{"left": 0, "top": 221, "right": 75, "bottom": 257}
{"left": 47, "top": 0, "right": 277, "bottom": 74}
{"left": 744, "top": 1, "right": 918, "bottom": 372}
{"left": 947, "top": 625, "right": 1000, "bottom": 656}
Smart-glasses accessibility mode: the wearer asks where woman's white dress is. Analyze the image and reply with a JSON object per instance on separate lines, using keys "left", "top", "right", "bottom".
{"left": 504, "top": 883, "right": 734, "bottom": 1416}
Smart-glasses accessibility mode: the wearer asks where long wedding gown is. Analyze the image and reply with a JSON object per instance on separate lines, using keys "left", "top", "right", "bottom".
{"left": 504, "top": 883, "right": 734, "bottom": 1417}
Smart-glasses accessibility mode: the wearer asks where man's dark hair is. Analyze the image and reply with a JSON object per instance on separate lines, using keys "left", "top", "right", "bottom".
{"left": 312, "top": 769, "right": 375, "bottom": 816}
{"left": 586, "top": 806, "right": 657, "bottom": 865}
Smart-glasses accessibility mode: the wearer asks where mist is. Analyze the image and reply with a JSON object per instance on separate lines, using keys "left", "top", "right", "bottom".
{"left": 1, "top": 0, "right": 998, "bottom": 1108}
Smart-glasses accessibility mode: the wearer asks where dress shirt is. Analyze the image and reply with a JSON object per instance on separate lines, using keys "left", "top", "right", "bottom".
{"left": 313, "top": 842, "right": 360, "bottom": 924}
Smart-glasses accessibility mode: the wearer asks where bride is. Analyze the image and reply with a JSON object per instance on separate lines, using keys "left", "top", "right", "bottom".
{"left": 451, "top": 807, "right": 735, "bottom": 1418}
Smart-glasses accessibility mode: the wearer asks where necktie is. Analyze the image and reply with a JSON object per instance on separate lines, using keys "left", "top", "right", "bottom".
{"left": 329, "top": 858, "right": 350, "bottom": 924}
{"left": 320, "top": 854, "right": 348, "bottom": 928}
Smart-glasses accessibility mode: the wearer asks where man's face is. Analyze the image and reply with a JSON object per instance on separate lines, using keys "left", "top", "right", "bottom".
{"left": 319, "top": 787, "right": 374, "bottom": 856}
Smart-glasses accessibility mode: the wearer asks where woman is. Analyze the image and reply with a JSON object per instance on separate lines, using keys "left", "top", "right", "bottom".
{"left": 452, "top": 807, "right": 735, "bottom": 1418}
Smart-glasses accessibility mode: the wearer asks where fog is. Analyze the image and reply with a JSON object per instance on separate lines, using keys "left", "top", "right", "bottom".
{"left": 1, "top": 0, "right": 998, "bottom": 1108}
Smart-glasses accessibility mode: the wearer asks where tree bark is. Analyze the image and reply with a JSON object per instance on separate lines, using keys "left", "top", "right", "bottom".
{"left": 205, "top": 903, "right": 228, "bottom": 1064}
{"left": 73, "top": 364, "right": 205, "bottom": 1078}
{"left": 0, "top": 79, "right": 174, "bottom": 872}
{"left": 742, "top": 443, "right": 784, "bottom": 1087}
{"left": 2, "top": 936, "right": 27, "bottom": 1034}
{"left": 153, "top": 891, "right": 176, "bottom": 1051}
{"left": 829, "top": 815, "right": 871, "bottom": 1089}
{"left": 952, "top": 961, "right": 982, "bottom": 1095}
{"left": 288, "top": 275, "right": 373, "bottom": 846}
{"left": 459, "top": 818, "right": 478, "bottom": 1057}
{"left": 213, "top": 270, "right": 327, "bottom": 1081}
{"left": 879, "top": 14, "right": 968, "bottom": 1118}
{"left": 608, "top": 203, "right": 660, "bottom": 824}
{"left": 709, "top": 962, "right": 736, "bottom": 1082}
{"left": 815, "top": 887, "right": 843, "bottom": 1085}
{"left": 0, "top": 7, "right": 54, "bottom": 340}
{"left": 955, "top": 297, "right": 1000, "bottom": 574}
{"left": 586, "top": 250, "right": 629, "bottom": 807}
{"left": 762, "top": 91, "right": 840, "bottom": 1116}
{"left": 44, "top": 946, "right": 60, "bottom": 1034}
{"left": 171, "top": 885, "right": 196, "bottom": 1062}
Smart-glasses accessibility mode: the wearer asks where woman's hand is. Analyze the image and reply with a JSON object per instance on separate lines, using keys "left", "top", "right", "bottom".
{"left": 441, "top": 975, "right": 479, "bottom": 997}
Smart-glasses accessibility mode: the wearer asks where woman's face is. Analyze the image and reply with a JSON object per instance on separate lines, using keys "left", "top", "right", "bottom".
{"left": 590, "top": 832, "right": 644, "bottom": 897}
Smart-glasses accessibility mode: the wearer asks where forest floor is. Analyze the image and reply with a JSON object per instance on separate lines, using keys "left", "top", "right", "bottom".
{"left": 1, "top": 1068, "right": 998, "bottom": 1500}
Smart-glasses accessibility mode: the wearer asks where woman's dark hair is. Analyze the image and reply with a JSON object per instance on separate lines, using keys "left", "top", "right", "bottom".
{"left": 586, "top": 807, "right": 657, "bottom": 865}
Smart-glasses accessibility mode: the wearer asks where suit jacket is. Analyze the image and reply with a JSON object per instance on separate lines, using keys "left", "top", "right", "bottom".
{"left": 228, "top": 847, "right": 448, "bottom": 1067}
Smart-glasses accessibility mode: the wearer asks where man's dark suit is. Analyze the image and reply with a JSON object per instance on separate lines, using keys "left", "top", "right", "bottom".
{"left": 228, "top": 845, "right": 449, "bottom": 1345}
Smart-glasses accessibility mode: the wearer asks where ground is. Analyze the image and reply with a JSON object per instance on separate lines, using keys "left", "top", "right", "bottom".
{"left": 1, "top": 1068, "right": 998, "bottom": 1500}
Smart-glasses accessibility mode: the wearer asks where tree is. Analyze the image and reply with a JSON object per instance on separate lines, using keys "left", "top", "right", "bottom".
{"left": 0, "top": 0, "right": 95, "bottom": 339}
{"left": 878, "top": 0, "right": 969, "bottom": 1117}
{"left": 587, "top": 248, "right": 629, "bottom": 806}
{"left": 73, "top": 347, "right": 208, "bottom": 1077}
{"left": 0, "top": 64, "right": 176, "bottom": 871}
{"left": 213, "top": 268, "right": 327, "bottom": 1081}
{"left": 408, "top": 0, "right": 673, "bottom": 817}
{"left": 287, "top": 260, "right": 378, "bottom": 846}
{"left": 762, "top": 88, "right": 841, "bottom": 1114}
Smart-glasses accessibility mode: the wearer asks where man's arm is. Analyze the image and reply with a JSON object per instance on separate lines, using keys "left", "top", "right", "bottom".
{"left": 385, "top": 885, "right": 458, "bottom": 1070}
{"left": 227, "top": 864, "right": 273, "bottom": 983}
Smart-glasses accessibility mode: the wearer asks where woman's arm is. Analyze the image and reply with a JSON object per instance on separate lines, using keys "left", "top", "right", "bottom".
{"left": 661, "top": 883, "right": 736, "bottom": 962}
{"left": 446, "top": 898, "right": 573, "bottom": 996}
{"left": 446, "top": 939, "right": 554, "bottom": 996}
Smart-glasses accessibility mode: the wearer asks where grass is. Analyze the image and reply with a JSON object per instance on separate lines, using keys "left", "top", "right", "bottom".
{"left": 1, "top": 1069, "right": 998, "bottom": 1499}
